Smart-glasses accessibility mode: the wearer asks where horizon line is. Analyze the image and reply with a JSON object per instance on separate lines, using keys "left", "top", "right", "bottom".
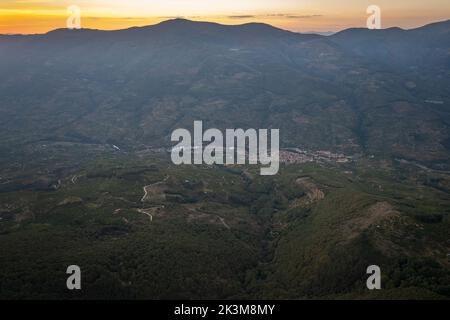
{"left": 1, "top": 17, "right": 450, "bottom": 37}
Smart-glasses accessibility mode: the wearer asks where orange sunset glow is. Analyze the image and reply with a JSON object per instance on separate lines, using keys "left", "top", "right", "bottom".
{"left": 1, "top": 0, "right": 450, "bottom": 34}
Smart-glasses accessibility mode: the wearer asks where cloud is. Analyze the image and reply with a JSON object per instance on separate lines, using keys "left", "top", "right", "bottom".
{"left": 263, "top": 13, "right": 323, "bottom": 19}
{"left": 158, "top": 16, "right": 186, "bottom": 19}
{"left": 285, "top": 14, "right": 323, "bottom": 19}
{"left": 227, "top": 15, "right": 256, "bottom": 19}
{"left": 225, "top": 14, "right": 323, "bottom": 20}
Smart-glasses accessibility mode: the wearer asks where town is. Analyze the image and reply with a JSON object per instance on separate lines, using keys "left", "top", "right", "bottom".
{"left": 279, "top": 148, "right": 352, "bottom": 165}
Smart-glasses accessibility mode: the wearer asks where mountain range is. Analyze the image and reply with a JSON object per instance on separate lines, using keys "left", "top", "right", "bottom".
{"left": 1, "top": 18, "right": 450, "bottom": 300}
{"left": 1, "top": 18, "right": 449, "bottom": 167}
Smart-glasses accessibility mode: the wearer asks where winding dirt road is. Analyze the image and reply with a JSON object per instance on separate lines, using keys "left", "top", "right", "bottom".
{"left": 140, "top": 176, "right": 169, "bottom": 202}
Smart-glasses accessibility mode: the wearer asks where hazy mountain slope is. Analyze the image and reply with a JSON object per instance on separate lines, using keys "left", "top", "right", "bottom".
{"left": 330, "top": 19, "right": 450, "bottom": 69}
{"left": 0, "top": 19, "right": 449, "bottom": 167}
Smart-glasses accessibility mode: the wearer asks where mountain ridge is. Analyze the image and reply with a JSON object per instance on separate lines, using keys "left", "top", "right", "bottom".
{"left": 1, "top": 17, "right": 449, "bottom": 37}
{"left": 0, "top": 18, "right": 449, "bottom": 168}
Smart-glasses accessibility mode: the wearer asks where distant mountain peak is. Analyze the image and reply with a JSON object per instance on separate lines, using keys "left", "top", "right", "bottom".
{"left": 157, "top": 18, "right": 202, "bottom": 25}
{"left": 153, "top": 18, "right": 284, "bottom": 32}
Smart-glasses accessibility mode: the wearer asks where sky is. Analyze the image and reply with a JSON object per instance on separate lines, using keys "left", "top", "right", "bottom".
{"left": 1, "top": 0, "right": 449, "bottom": 34}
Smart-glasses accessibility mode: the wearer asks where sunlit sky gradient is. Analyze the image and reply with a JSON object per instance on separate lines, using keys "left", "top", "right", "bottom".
{"left": 1, "top": 0, "right": 449, "bottom": 34}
